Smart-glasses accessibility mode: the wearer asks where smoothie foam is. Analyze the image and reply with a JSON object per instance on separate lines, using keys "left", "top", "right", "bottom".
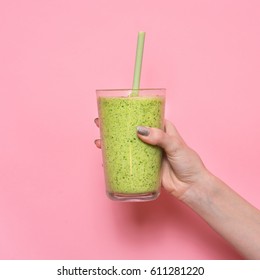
{"left": 98, "top": 95, "right": 165, "bottom": 197}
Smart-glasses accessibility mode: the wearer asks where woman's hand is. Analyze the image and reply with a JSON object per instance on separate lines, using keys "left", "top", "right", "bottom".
{"left": 136, "top": 120, "right": 209, "bottom": 199}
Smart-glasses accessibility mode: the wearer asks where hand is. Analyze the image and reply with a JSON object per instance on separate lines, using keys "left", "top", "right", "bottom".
{"left": 94, "top": 118, "right": 209, "bottom": 200}
{"left": 136, "top": 121, "right": 209, "bottom": 199}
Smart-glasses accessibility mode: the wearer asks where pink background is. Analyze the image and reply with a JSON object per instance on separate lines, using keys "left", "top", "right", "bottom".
{"left": 0, "top": 0, "right": 259, "bottom": 260}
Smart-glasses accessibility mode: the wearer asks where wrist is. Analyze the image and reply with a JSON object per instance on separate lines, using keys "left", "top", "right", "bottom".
{"left": 179, "top": 168, "right": 217, "bottom": 208}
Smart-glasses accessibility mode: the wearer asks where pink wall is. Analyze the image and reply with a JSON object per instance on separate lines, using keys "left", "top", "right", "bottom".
{"left": 0, "top": 0, "right": 259, "bottom": 259}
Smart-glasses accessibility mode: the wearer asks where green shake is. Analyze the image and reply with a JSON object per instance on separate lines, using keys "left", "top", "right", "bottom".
{"left": 97, "top": 89, "right": 165, "bottom": 201}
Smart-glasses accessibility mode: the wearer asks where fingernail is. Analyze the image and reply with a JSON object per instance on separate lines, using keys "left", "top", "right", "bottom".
{"left": 137, "top": 126, "right": 150, "bottom": 136}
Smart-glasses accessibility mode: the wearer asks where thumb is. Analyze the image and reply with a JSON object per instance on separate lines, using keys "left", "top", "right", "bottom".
{"left": 137, "top": 121, "right": 184, "bottom": 156}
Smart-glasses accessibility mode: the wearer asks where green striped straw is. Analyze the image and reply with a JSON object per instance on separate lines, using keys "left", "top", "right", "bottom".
{"left": 131, "top": 31, "right": 146, "bottom": 97}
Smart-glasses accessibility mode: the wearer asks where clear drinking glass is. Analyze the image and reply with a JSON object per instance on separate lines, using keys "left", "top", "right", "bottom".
{"left": 97, "top": 89, "right": 166, "bottom": 202}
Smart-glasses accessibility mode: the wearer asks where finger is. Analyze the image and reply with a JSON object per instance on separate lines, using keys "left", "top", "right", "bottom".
{"left": 94, "top": 118, "right": 100, "bottom": 128}
{"left": 137, "top": 123, "right": 184, "bottom": 156}
{"left": 94, "top": 139, "right": 101, "bottom": 149}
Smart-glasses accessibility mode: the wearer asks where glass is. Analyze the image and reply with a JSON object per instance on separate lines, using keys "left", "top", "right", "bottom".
{"left": 96, "top": 89, "right": 166, "bottom": 202}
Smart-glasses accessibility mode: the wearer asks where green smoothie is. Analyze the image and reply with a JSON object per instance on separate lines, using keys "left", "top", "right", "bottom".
{"left": 98, "top": 94, "right": 165, "bottom": 200}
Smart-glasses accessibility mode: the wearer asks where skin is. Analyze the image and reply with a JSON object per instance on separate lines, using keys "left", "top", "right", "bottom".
{"left": 94, "top": 118, "right": 260, "bottom": 259}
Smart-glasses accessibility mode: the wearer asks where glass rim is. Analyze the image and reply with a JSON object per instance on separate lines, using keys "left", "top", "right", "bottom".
{"left": 96, "top": 88, "right": 166, "bottom": 92}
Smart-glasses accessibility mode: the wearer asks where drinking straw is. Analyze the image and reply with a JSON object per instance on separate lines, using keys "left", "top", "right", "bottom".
{"left": 131, "top": 31, "right": 146, "bottom": 96}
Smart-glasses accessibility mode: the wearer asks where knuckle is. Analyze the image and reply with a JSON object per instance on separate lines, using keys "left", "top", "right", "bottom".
{"left": 151, "top": 128, "right": 165, "bottom": 144}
